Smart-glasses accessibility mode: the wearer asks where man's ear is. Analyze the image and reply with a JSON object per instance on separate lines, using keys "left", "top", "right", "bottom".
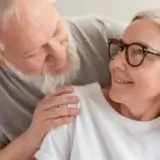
{"left": 0, "top": 44, "right": 6, "bottom": 67}
{"left": 0, "top": 53, "right": 5, "bottom": 67}
{"left": 0, "top": 58, "right": 5, "bottom": 67}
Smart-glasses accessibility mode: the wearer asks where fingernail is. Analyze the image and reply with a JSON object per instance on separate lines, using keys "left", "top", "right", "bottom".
{"left": 75, "top": 96, "right": 79, "bottom": 101}
{"left": 69, "top": 116, "right": 76, "bottom": 121}
{"left": 74, "top": 109, "right": 80, "bottom": 113}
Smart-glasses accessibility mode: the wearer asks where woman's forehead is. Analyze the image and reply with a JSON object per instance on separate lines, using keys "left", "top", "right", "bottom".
{"left": 122, "top": 20, "right": 160, "bottom": 49}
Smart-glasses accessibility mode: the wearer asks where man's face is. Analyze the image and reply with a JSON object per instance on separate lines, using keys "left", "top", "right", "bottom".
{"left": 0, "top": 0, "right": 79, "bottom": 94}
{"left": 1, "top": 0, "right": 69, "bottom": 75}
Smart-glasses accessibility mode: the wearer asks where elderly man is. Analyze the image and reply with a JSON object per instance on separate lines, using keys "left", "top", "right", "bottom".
{"left": 0, "top": 0, "right": 126, "bottom": 159}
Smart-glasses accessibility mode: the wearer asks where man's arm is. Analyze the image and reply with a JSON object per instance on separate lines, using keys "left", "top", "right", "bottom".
{"left": 0, "top": 86, "right": 79, "bottom": 160}
{"left": 0, "top": 132, "right": 37, "bottom": 160}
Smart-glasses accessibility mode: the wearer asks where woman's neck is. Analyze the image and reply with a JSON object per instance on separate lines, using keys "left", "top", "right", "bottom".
{"left": 120, "top": 103, "right": 160, "bottom": 121}
{"left": 103, "top": 88, "right": 160, "bottom": 121}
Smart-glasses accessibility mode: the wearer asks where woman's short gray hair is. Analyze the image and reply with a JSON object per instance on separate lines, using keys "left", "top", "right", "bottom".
{"left": 132, "top": 9, "right": 160, "bottom": 21}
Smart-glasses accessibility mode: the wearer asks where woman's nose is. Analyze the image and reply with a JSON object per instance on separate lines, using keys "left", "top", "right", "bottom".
{"left": 111, "top": 50, "right": 127, "bottom": 70}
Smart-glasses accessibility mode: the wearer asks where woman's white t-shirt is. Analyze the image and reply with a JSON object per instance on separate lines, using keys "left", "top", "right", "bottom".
{"left": 35, "top": 83, "right": 160, "bottom": 160}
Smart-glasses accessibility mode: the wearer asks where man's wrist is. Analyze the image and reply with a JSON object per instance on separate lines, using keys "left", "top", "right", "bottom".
{"left": 22, "top": 130, "right": 41, "bottom": 152}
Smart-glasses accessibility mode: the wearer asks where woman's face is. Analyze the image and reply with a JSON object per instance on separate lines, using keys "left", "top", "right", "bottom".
{"left": 109, "top": 20, "right": 160, "bottom": 105}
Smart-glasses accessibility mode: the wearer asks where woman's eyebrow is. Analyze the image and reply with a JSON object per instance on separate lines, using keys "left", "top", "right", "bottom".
{"left": 132, "top": 41, "right": 157, "bottom": 50}
{"left": 121, "top": 39, "right": 151, "bottom": 47}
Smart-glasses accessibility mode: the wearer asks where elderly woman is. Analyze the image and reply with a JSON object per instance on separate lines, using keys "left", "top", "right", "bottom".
{"left": 35, "top": 10, "right": 160, "bottom": 160}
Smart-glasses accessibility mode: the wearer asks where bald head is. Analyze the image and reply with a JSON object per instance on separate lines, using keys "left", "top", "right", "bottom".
{"left": 0, "top": 0, "right": 60, "bottom": 66}
{"left": 0, "top": 0, "right": 59, "bottom": 53}
{"left": 0, "top": 0, "right": 69, "bottom": 76}
{"left": 0, "top": 0, "right": 56, "bottom": 27}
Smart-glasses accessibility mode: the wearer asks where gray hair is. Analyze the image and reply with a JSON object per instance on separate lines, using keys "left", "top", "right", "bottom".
{"left": 132, "top": 9, "right": 160, "bottom": 21}
{"left": 0, "top": 0, "right": 18, "bottom": 51}
{"left": 0, "top": 0, "right": 54, "bottom": 30}
{"left": 0, "top": 0, "right": 17, "bottom": 30}
{"left": 0, "top": 0, "right": 54, "bottom": 51}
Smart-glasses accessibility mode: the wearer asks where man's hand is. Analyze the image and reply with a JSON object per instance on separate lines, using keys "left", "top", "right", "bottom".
{"left": 25, "top": 86, "right": 80, "bottom": 148}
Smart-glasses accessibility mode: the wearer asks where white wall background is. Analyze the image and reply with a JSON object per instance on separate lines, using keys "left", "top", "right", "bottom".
{"left": 56, "top": 0, "right": 160, "bottom": 22}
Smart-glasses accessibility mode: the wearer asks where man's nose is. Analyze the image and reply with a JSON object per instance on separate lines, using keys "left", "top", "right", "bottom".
{"left": 45, "top": 38, "right": 67, "bottom": 62}
{"left": 46, "top": 39, "right": 58, "bottom": 56}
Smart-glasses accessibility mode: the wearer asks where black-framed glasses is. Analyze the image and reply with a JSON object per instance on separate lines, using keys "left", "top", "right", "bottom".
{"left": 108, "top": 38, "right": 160, "bottom": 67}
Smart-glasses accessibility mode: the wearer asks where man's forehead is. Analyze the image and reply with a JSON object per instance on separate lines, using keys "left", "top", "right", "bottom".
{"left": 2, "top": 1, "right": 59, "bottom": 54}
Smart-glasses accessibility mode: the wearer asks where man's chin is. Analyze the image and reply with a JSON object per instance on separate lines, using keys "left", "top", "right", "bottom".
{"left": 46, "top": 66, "right": 68, "bottom": 75}
{"left": 43, "top": 60, "right": 69, "bottom": 75}
{"left": 32, "top": 65, "right": 73, "bottom": 94}
{"left": 5, "top": 57, "right": 78, "bottom": 95}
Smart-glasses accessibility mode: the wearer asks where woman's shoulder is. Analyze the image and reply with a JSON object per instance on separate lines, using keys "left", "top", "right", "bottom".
{"left": 74, "top": 82, "right": 105, "bottom": 98}
{"left": 74, "top": 82, "right": 101, "bottom": 95}
{"left": 102, "top": 87, "right": 121, "bottom": 113}
{"left": 73, "top": 82, "right": 103, "bottom": 106}
{"left": 73, "top": 83, "right": 120, "bottom": 111}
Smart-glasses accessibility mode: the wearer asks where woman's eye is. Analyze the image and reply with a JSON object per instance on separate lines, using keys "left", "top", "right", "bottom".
{"left": 135, "top": 49, "right": 143, "bottom": 56}
{"left": 128, "top": 47, "right": 144, "bottom": 61}
{"left": 130, "top": 48, "right": 143, "bottom": 57}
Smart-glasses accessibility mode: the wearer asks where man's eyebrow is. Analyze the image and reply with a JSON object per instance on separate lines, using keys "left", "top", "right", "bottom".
{"left": 53, "top": 20, "right": 60, "bottom": 37}
{"left": 23, "top": 48, "right": 40, "bottom": 58}
{"left": 23, "top": 21, "right": 60, "bottom": 58}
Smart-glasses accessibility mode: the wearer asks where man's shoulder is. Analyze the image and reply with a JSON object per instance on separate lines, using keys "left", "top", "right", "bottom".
{"left": 0, "top": 67, "right": 41, "bottom": 144}
{"left": 65, "top": 16, "right": 127, "bottom": 38}
{"left": 64, "top": 15, "right": 126, "bottom": 27}
{"left": 0, "top": 67, "right": 26, "bottom": 97}
{"left": 65, "top": 16, "right": 110, "bottom": 35}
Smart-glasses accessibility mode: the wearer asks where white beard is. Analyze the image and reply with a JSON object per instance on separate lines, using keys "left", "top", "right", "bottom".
{"left": 2, "top": 35, "right": 80, "bottom": 95}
